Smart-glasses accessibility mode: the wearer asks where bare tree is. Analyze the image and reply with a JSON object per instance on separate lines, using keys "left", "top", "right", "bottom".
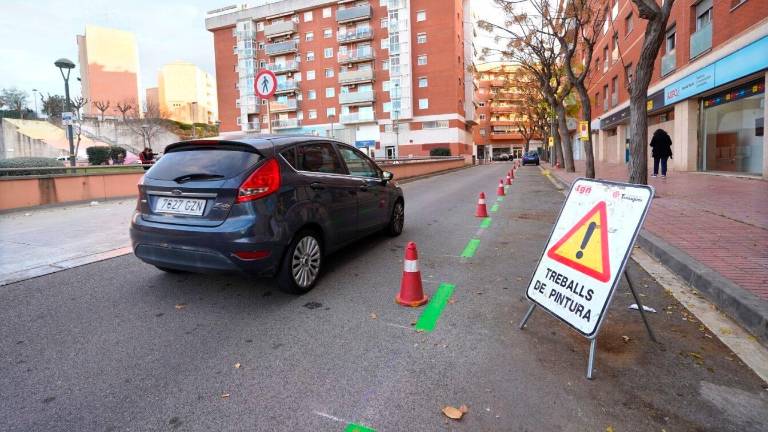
{"left": 126, "top": 100, "right": 167, "bottom": 151}
{"left": 93, "top": 100, "right": 110, "bottom": 122}
{"left": 115, "top": 99, "right": 135, "bottom": 122}
{"left": 71, "top": 96, "right": 89, "bottom": 121}
{"left": 1, "top": 87, "right": 29, "bottom": 119}
{"left": 620, "top": 0, "right": 675, "bottom": 184}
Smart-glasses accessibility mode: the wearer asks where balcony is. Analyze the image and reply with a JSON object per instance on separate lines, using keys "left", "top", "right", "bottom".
{"left": 490, "top": 119, "right": 516, "bottom": 126}
{"left": 337, "top": 27, "right": 373, "bottom": 44}
{"left": 490, "top": 130, "right": 523, "bottom": 140}
{"left": 336, "top": 4, "right": 372, "bottom": 23}
{"left": 270, "top": 99, "right": 298, "bottom": 113}
{"left": 274, "top": 80, "right": 299, "bottom": 94}
{"left": 338, "top": 68, "right": 374, "bottom": 85}
{"left": 490, "top": 105, "right": 517, "bottom": 113}
{"left": 264, "top": 21, "right": 297, "bottom": 39}
{"left": 265, "top": 61, "right": 299, "bottom": 74}
{"left": 661, "top": 51, "right": 676, "bottom": 76}
{"left": 690, "top": 23, "right": 712, "bottom": 59}
{"left": 489, "top": 79, "right": 505, "bottom": 87}
{"left": 271, "top": 118, "right": 301, "bottom": 129}
{"left": 265, "top": 40, "right": 298, "bottom": 56}
{"left": 339, "top": 91, "right": 375, "bottom": 106}
{"left": 338, "top": 48, "right": 374, "bottom": 64}
{"left": 494, "top": 92, "right": 521, "bottom": 100}
{"left": 340, "top": 112, "right": 376, "bottom": 124}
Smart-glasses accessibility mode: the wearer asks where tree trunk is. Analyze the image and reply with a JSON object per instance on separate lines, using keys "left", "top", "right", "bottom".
{"left": 556, "top": 103, "right": 575, "bottom": 172}
{"left": 550, "top": 117, "right": 563, "bottom": 168}
{"left": 575, "top": 85, "right": 596, "bottom": 178}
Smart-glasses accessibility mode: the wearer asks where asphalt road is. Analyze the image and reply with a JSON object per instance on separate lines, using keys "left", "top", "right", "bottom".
{"left": 1, "top": 164, "right": 766, "bottom": 432}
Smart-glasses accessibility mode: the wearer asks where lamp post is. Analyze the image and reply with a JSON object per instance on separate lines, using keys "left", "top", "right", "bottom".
{"left": 328, "top": 113, "right": 335, "bottom": 138}
{"left": 141, "top": 124, "right": 150, "bottom": 151}
{"left": 54, "top": 58, "right": 76, "bottom": 166}
{"left": 32, "top": 88, "right": 38, "bottom": 118}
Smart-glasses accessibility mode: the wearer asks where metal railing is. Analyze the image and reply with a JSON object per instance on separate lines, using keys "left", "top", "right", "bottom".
{"left": 271, "top": 118, "right": 301, "bottom": 129}
{"left": 265, "top": 40, "right": 298, "bottom": 56}
{"left": 338, "top": 68, "right": 374, "bottom": 84}
{"left": 690, "top": 23, "right": 712, "bottom": 59}
{"left": 264, "top": 21, "right": 297, "bottom": 39}
{"left": 265, "top": 61, "right": 299, "bottom": 74}
{"left": 336, "top": 4, "right": 372, "bottom": 23}
{"left": 339, "top": 91, "right": 375, "bottom": 105}
{"left": 337, "top": 27, "right": 373, "bottom": 43}
{"left": 338, "top": 47, "right": 374, "bottom": 63}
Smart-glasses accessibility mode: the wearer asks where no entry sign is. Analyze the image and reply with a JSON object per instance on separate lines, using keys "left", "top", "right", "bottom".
{"left": 255, "top": 69, "right": 277, "bottom": 98}
{"left": 526, "top": 178, "right": 653, "bottom": 338}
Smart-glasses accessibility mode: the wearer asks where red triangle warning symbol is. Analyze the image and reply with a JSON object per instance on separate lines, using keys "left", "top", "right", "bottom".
{"left": 547, "top": 201, "right": 611, "bottom": 282}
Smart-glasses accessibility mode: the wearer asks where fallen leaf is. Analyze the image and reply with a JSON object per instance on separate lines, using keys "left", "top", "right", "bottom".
{"left": 621, "top": 335, "right": 631, "bottom": 343}
{"left": 459, "top": 405, "right": 469, "bottom": 414}
{"left": 370, "top": 313, "right": 378, "bottom": 320}
{"left": 175, "top": 303, "right": 187, "bottom": 310}
{"left": 606, "top": 426, "right": 614, "bottom": 432}
{"left": 234, "top": 363, "right": 241, "bottom": 369}
{"left": 442, "top": 406, "right": 465, "bottom": 420}
{"left": 448, "top": 299, "right": 456, "bottom": 304}
{"left": 410, "top": 321, "right": 417, "bottom": 326}
{"left": 720, "top": 327, "right": 733, "bottom": 335}
{"left": 221, "top": 393, "right": 230, "bottom": 399}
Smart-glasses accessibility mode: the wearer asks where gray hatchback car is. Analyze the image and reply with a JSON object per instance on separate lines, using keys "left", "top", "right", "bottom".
{"left": 130, "top": 135, "right": 404, "bottom": 293}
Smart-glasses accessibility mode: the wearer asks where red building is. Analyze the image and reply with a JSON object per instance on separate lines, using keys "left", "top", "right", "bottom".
{"left": 205, "top": 0, "right": 476, "bottom": 158}
{"left": 586, "top": 0, "right": 768, "bottom": 177}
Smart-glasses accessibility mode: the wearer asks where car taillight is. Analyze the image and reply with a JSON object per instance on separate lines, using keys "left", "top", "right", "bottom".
{"left": 236, "top": 158, "right": 281, "bottom": 203}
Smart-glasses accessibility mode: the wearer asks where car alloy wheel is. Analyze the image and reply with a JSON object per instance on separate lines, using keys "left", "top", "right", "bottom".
{"left": 387, "top": 201, "right": 404, "bottom": 236}
{"left": 291, "top": 235, "right": 321, "bottom": 288}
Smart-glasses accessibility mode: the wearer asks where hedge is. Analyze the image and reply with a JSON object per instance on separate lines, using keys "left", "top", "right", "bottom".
{"left": 0, "top": 157, "right": 64, "bottom": 176}
{"left": 86, "top": 146, "right": 127, "bottom": 165}
{"left": 429, "top": 147, "right": 451, "bottom": 157}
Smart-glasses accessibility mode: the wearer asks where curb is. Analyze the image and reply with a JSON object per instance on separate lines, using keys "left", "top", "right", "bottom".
{"left": 543, "top": 166, "right": 768, "bottom": 346}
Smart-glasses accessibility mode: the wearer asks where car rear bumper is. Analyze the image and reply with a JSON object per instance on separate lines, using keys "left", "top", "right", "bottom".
{"left": 129, "top": 212, "right": 286, "bottom": 276}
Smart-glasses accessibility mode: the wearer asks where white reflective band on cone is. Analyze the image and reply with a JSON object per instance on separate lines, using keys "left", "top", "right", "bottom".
{"left": 479, "top": 199, "right": 486, "bottom": 205}
{"left": 403, "top": 259, "right": 419, "bottom": 272}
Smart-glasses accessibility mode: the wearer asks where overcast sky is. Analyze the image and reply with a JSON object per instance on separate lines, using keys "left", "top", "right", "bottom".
{"left": 0, "top": 0, "right": 507, "bottom": 107}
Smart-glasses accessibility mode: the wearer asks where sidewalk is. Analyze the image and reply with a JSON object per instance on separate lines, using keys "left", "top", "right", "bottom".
{"left": 0, "top": 200, "right": 134, "bottom": 285}
{"left": 545, "top": 159, "right": 768, "bottom": 342}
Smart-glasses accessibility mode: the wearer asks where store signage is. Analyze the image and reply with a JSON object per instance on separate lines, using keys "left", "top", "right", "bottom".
{"left": 355, "top": 140, "right": 375, "bottom": 149}
{"left": 703, "top": 80, "right": 765, "bottom": 108}
{"left": 664, "top": 64, "right": 715, "bottom": 105}
{"left": 579, "top": 121, "right": 589, "bottom": 141}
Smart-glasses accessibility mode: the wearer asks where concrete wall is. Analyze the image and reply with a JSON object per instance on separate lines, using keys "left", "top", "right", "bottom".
{"left": 79, "top": 118, "right": 181, "bottom": 155}
{"left": 0, "top": 158, "right": 468, "bottom": 212}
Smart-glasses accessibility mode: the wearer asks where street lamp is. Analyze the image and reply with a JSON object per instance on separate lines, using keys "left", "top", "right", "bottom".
{"left": 141, "top": 124, "right": 150, "bottom": 150}
{"left": 32, "top": 88, "right": 38, "bottom": 118}
{"left": 328, "top": 113, "right": 335, "bottom": 138}
{"left": 54, "top": 58, "right": 76, "bottom": 166}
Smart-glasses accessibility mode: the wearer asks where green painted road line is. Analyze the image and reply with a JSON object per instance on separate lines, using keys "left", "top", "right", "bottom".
{"left": 496, "top": 196, "right": 504, "bottom": 202}
{"left": 461, "top": 238, "right": 481, "bottom": 258}
{"left": 490, "top": 203, "right": 499, "bottom": 212}
{"left": 480, "top": 217, "right": 492, "bottom": 228}
{"left": 415, "top": 283, "right": 456, "bottom": 332}
{"left": 345, "top": 423, "right": 376, "bottom": 432}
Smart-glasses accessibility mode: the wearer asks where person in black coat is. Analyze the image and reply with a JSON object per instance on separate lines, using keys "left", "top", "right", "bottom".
{"left": 649, "top": 129, "right": 672, "bottom": 177}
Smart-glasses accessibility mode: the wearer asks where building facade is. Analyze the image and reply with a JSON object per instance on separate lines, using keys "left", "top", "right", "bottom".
{"left": 587, "top": 0, "right": 768, "bottom": 177}
{"left": 77, "top": 25, "right": 141, "bottom": 117}
{"left": 157, "top": 62, "right": 219, "bottom": 124}
{"left": 473, "top": 62, "right": 530, "bottom": 161}
{"left": 205, "top": 0, "right": 475, "bottom": 158}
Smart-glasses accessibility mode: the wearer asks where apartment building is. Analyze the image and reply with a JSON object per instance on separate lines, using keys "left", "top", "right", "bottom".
{"left": 205, "top": 0, "right": 475, "bottom": 158}
{"left": 587, "top": 0, "right": 768, "bottom": 177}
{"left": 157, "top": 62, "right": 219, "bottom": 124}
{"left": 473, "top": 62, "right": 531, "bottom": 161}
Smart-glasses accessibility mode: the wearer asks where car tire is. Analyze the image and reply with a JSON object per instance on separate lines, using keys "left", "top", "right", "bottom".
{"left": 385, "top": 200, "right": 404, "bottom": 237}
{"left": 277, "top": 229, "right": 323, "bottom": 294}
{"left": 155, "top": 266, "right": 187, "bottom": 274}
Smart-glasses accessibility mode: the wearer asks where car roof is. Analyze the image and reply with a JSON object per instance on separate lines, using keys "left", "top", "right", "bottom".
{"left": 170, "top": 133, "right": 348, "bottom": 153}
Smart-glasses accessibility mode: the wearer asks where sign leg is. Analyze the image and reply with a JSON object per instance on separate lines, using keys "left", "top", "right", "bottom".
{"left": 586, "top": 338, "right": 597, "bottom": 380}
{"left": 624, "top": 271, "right": 658, "bottom": 343}
{"left": 519, "top": 303, "right": 536, "bottom": 330}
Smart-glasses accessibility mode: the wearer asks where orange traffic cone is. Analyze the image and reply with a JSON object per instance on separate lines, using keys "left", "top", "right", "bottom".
{"left": 396, "top": 242, "right": 428, "bottom": 307}
{"left": 497, "top": 179, "right": 506, "bottom": 196}
{"left": 475, "top": 192, "right": 489, "bottom": 217}
{"left": 511, "top": 168, "right": 515, "bottom": 179}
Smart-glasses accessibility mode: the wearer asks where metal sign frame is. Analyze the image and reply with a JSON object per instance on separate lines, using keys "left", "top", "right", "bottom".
{"left": 519, "top": 178, "right": 656, "bottom": 379}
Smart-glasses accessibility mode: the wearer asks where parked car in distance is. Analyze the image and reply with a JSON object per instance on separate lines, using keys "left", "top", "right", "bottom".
{"left": 130, "top": 135, "right": 405, "bottom": 294}
{"left": 492, "top": 153, "right": 510, "bottom": 161}
{"left": 522, "top": 151, "right": 540, "bottom": 166}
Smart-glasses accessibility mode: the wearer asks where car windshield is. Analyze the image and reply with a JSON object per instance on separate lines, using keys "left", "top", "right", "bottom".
{"left": 147, "top": 148, "right": 262, "bottom": 181}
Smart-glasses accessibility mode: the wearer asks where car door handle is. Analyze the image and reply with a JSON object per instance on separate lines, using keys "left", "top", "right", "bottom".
{"left": 310, "top": 182, "right": 326, "bottom": 190}
{"left": 359, "top": 183, "right": 369, "bottom": 192}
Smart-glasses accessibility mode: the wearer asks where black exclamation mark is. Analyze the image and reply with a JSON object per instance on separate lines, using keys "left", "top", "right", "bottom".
{"left": 576, "top": 222, "right": 597, "bottom": 259}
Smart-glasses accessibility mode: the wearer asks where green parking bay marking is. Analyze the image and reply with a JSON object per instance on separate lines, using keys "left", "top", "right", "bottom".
{"left": 480, "top": 217, "right": 492, "bottom": 229}
{"left": 345, "top": 423, "right": 376, "bottom": 432}
{"left": 414, "top": 283, "right": 456, "bottom": 332}
{"left": 497, "top": 197, "right": 504, "bottom": 202}
{"left": 490, "top": 203, "right": 500, "bottom": 213}
{"left": 461, "top": 238, "right": 481, "bottom": 258}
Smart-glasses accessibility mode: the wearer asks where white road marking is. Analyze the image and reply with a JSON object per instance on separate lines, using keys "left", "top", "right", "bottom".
{"left": 313, "top": 411, "right": 349, "bottom": 423}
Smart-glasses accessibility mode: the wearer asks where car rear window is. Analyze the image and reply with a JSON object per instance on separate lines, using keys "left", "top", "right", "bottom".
{"left": 147, "top": 148, "right": 262, "bottom": 181}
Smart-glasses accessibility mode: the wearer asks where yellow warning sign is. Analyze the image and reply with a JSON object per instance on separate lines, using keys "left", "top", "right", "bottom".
{"left": 547, "top": 201, "right": 610, "bottom": 282}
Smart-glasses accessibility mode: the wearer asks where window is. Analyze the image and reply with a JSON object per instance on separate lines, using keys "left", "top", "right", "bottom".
{"left": 306, "top": 51, "right": 315, "bottom": 62}
{"left": 295, "top": 143, "right": 344, "bottom": 174}
{"left": 258, "top": 42, "right": 265, "bottom": 50}
{"left": 603, "top": 84, "right": 609, "bottom": 110}
{"left": 304, "top": 11, "right": 313, "bottom": 22}
{"left": 418, "top": 77, "right": 428, "bottom": 88}
{"left": 382, "top": 59, "right": 389, "bottom": 70}
{"left": 382, "top": 101, "right": 391, "bottom": 113}
{"left": 416, "top": 10, "right": 426, "bottom": 22}
{"left": 307, "top": 70, "right": 316, "bottom": 80}
{"left": 307, "top": 90, "right": 317, "bottom": 100}
{"left": 326, "top": 107, "right": 336, "bottom": 117}
{"left": 324, "top": 47, "right": 333, "bottom": 58}
{"left": 256, "top": 22, "right": 264, "bottom": 31}
{"left": 381, "top": 18, "right": 388, "bottom": 28}
{"left": 323, "top": 28, "right": 333, "bottom": 38}
{"left": 479, "top": 114, "right": 486, "bottom": 120}
{"left": 479, "top": 101, "right": 485, "bottom": 107}
{"left": 281, "top": 147, "right": 297, "bottom": 168}
{"left": 325, "top": 87, "right": 335, "bottom": 98}
{"left": 381, "top": 38, "right": 389, "bottom": 49}
{"left": 305, "top": 31, "right": 314, "bottom": 41}
{"left": 422, "top": 120, "right": 449, "bottom": 129}
{"left": 418, "top": 98, "right": 429, "bottom": 109}
{"left": 324, "top": 68, "right": 334, "bottom": 78}
{"left": 417, "top": 55, "right": 427, "bottom": 65}
{"left": 611, "top": 76, "right": 618, "bottom": 107}
{"left": 338, "top": 146, "right": 379, "bottom": 177}
{"left": 625, "top": 13, "right": 633, "bottom": 34}
{"left": 665, "top": 26, "right": 676, "bottom": 53}
{"left": 382, "top": 80, "right": 390, "bottom": 91}
{"left": 294, "top": 72, "right": 302, "bottom": 81}
{"left": 417, "top": 33, "right": 427, "bottom": 44}
{"left": 695, "top": 0, "right": 713, "bottom": 30}
{"left": 323, "top": 7, "right": 332, "bottom": 18}
{"left": 308, "top": 109, "right": 317, "bottom": 119}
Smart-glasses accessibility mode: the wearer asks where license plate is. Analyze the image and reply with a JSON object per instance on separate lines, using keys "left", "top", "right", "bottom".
{"left": 154, "top": 197, "right": 206, "bottom": 216}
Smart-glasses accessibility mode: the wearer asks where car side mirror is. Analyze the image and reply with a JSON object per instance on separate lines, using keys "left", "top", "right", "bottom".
{"left": 381, "top": 171, "right": 394, "bottom": 183}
